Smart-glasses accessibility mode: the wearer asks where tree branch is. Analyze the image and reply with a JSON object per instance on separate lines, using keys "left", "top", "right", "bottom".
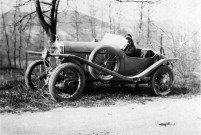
{"left": 22, "top": 14, "right": 33, "bottom": 31}
{"left": 54, "top": 0, "right": 60, "bottom": 27}
{"left": 150, "top": 22, "right": 170, "bottom": 38}
{"left": 40, "top": 1, "right": 52, "bottom": 5}
{"left": 16, "top": 10, "right": 36, "bottom": 25}
{"left": 15, "top": 0, "right": 33, "bottom": 7}
{"left": 16, "top": 10, "right": 50, "bottom": 25}
{"left": 43, "top": 13, "right": 51, "bottom": 20}
{"left": 50, "top": 0, "right": 57, "bottom": 27}
{"left": 116, "top": 0, "right": 161, "bottom": 4}
{"left": 35, "top": 0, "right": 50, "bottom": 33}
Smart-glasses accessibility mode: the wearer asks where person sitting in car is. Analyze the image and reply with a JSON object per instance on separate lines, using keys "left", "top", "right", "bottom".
{"left": 122, "top": 34, "right": 136, "bottom": 57}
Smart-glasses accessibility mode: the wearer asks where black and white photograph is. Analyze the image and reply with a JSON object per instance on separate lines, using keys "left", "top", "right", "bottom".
{"left": 0, "top": 0, "right": 201, "bottom": 134}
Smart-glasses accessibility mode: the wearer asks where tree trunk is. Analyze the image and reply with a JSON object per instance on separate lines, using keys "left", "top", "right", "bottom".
{"left": 137, "top": 2, "right": 143, "bottom": 45}
{"left": 18, "top": 1, "right": 22, "bottom": 69}
{"left": 89, "top": 5, "right": 96, "bottom": 39}
{"left": 117, "top": 3, "right": 122, "bottom": 34}
{"left": 109, "top": 1, "right": 112, "bottom": 33}
{"left": 35, "top": 0, "right": 60, "bottom": 45}
{"left": 75, "top": 10, "right": 79, "bottom": 41}
{"left": 1, "top": 6, "right": 12, "bottom": 68}
{"left": 13, "top": 3, "right": 17, "bottom": 68}
{"left": 101, "top": 12, "right": 104, "bottom": 38}
{"left": 25, "top": 14, "right": 32, "bottom": 68}
{"left": 19, "top": 26, "right": 22, "bottom": 69}
{"left": 147, "top": 5, "right": 150, "bottom": 47}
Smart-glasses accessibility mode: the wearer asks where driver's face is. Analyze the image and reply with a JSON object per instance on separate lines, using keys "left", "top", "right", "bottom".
{"left": 127, "top": 38, "right": 132, "bottom": 45}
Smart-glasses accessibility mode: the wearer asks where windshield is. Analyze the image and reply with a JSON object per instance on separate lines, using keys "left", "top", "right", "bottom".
{"left": 101, "top": 33, "right": 127, "bottom": 48}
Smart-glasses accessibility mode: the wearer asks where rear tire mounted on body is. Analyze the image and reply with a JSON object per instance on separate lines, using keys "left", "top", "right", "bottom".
{"left": 49, "top": 63, "right": 85, "bottom": 102}
{"left": 88, "top": 45, "right": 120, "bottom": 81}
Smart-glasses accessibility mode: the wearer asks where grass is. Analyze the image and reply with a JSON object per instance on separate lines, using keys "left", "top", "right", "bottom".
{"left": 172, "top": 72, "right": 201, "bottom": 95}
{"left": 0, "top": 81, "right": 151, "bottom": 113}
{"left": 0, "top": 72, "right": 200, "bottom": 114}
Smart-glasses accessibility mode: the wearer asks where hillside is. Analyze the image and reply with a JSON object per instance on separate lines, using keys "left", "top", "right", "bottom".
{"left": 0, "top": 10, "right": 118, "bottom": 42}
{"left": 56, "top": 10, "right": 111, "bottom": 41}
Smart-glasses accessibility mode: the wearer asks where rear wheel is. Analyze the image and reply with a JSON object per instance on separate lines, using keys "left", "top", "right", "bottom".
{"left": 150, "top": 66, "right": 174, "bottom": 96}
{"left": 49, "top": 63, "right": 85, "bottom": 102}
{"left": 88, "top": 45, "right": 120, "bottom": 81}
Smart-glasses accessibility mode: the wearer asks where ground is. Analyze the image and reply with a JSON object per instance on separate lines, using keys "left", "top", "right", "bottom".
{"left": 0, "top": 95, "right": 201, "bottom": 135}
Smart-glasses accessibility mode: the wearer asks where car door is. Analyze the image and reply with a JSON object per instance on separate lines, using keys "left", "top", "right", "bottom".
{"left": 123, "top": 53, "right": 157, "bottom": 76}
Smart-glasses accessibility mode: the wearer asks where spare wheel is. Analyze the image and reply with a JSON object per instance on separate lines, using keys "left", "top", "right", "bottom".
{"left": 88, "top": 45, "right": 120, "bottom": 81}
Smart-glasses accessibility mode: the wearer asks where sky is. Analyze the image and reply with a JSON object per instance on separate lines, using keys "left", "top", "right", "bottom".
{"left": 1, "top": 0, "right": 201, "bottom": 32}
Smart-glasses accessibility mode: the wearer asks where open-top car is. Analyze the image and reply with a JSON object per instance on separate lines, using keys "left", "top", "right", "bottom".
{"left": 25, "top": 34, "right": 178, "bottom": 102}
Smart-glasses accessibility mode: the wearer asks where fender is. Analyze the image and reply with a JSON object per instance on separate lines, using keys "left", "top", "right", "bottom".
{"left": 50, "top": 53, "right": 178, "bottom": 82}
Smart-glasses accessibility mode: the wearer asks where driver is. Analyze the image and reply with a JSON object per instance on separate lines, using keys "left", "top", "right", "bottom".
{"left": 122, "top": 34, "right": 136, "bottom": 57}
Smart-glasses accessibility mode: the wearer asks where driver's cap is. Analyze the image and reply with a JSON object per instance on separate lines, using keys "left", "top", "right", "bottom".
{"left": 125, "top": 34, "right": 132, "bottom": 39}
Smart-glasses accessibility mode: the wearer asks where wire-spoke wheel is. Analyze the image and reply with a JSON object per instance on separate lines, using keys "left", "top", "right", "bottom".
{"left": 150, "top": 66, "right": 174, "bottom": 96}
{"left": 49, "top": 63, "right": 85, "bottom": 102}
{"left": 88, "top": 45, "right": 120, "bottom": 81}
{"left": 25, "top": 60, "right": 48, "bottom": 90}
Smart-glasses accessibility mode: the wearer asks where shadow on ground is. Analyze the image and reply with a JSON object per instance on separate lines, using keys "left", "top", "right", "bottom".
{"left": 83, "top": 83, "right": 152, "bottom": 96}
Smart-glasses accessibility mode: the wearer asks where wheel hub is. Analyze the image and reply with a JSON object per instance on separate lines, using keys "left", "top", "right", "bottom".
{"left": 161, "top": 74, "right": 169, "bottom": 84}
{"left": 104, "top": 60, "right": 109, "bottom": 67}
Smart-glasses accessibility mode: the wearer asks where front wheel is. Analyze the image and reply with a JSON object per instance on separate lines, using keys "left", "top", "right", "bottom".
{"left": 150, "top": 66, "right": 174, "bottom": 96}
{"left": 49, "top": 63, "right": 85, "bottom": 102}
{"left": 25, "top": 60, "right": 48, "bottom": 90}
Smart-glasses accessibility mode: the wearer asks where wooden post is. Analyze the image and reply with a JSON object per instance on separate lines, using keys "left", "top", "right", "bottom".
{"left": 147, "top": 5, "right": 150, "bottom": 47}
{"left": 137, "top": 2, "right": 144, "bottom": 45}
{"left": 160, "top": 34, "right": 165, "bottom": 55}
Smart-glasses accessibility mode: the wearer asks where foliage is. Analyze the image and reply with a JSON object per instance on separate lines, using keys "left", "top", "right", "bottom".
{"left": 172, "top": 72, "right": 201, "bottom": 95}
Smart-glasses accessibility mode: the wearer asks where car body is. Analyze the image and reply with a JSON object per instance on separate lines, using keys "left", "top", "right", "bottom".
{"left": 25, "top": 33, "right": 178, "bottom": 102}
{"left": 53, "top": 34, "right": 161, "bottom": 76}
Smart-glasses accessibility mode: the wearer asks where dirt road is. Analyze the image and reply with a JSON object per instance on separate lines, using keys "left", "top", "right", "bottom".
{"left": 0, "top": 96, "right": 201, "bottom": 135}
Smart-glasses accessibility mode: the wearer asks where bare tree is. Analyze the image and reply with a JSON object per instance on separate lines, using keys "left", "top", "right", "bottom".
{"left": 71, "top": 7, "right": 80, "bottom": 41}
{"left": 100, "top": 2, "right": 107, "bottom": 38}
{"left": 25, "top": 4, "right": 34, "bottom": 68}
{"left": 13, "top": 2, "right": 18, "bottom": 68}
{"left": 39, "top": 25, "right": 45, "bottom": 49}
{"left": 69, "top": 1, "right": 82, "bottom": 41}
{"left": 89, "top": 3, "right": 97, "bottom": 38}
{"left": 109, "top": 0, "right": 112, "bottom": 33}
{"left": 117, "top": 2, "right": 122, "bottom": 34}
{"left": 115, "top": 0, "right": 160, "bottom": 45}
{"left": 137, "top": 2, "right": 144, "bottom": 45}
{"left": 18, "top": 0, "right": 23, "bottom": 69}
{"left": 146, "top": 5, "right": 150, "bottom": 46}
{"left": 1, "top": 4, "right": 12, "bottom": 68}
{"left": 100, "top": 9, "right": 105, "bottom": 38}
{"left": 0, "top": 13, "right": 3, "bottom": 68}
{"left": 35, "top": 0, "right": 60, "bottom": 45}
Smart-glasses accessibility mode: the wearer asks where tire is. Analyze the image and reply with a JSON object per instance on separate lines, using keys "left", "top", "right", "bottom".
{"left": 49, "top": 63, "right": 85, "bottom": 102}
{"left": 150, "top": 66, "right": 174, "bottom": 96}
{"left": 25, "top": 60, "right": 47, "bottom": 90}
{"left": 88, "top": 45, "right": 120, "bottom": 81}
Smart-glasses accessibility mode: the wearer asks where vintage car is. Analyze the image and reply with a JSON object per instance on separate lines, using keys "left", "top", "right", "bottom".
{"left": 25, "top": 34, "right": 178, "bottom": 102}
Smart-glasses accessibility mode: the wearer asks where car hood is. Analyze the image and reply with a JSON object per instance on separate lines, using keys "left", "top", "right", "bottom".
{"left": 59, "top": 41, "right": 102, "bottom": 53}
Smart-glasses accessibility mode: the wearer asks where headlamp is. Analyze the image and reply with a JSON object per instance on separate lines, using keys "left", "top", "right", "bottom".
{"left": 42, "top": 48, "right": 49, "bottom": 59}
